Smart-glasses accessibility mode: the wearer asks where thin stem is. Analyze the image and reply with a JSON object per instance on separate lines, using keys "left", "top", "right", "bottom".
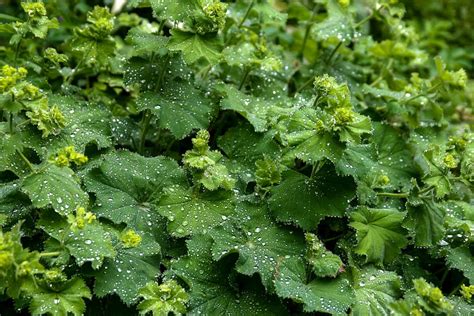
{"left": 354, "top": 5, "right": 384, "bottom": 29}
{"left": 16, "top": 149, "right": 35, "bottom": 172}
{"left": 9, "top": 113, "right": 13, "bottom": 134}
{"left": 158, "top": 19, "right": 166, "bottom": 34}
{"left": 325, "top": 41, "right": 343, "bottom": 64}
{"left": 39, "top": 251, "right": 61, "bottom": 257}
{"left": 238, "top": 0, "right": 255, "bottom": 28}
{"left": 440, "top": 268, "right": 450, "bottom": 285}
{"left": 376, "top": 192, "right": 409, "bottom": 198}
{"left": 299, "top": 6, "right": 319, "bottom": 61}
{"left": 238, "top": 68, "right": 251, "bottom": 90}
{"left": 14, "top": 39, "right": 22, "bottom": 66}
{"left": 139, "top": 110, "right": 152, "bottom": 155}
{"left": 296, "top": 76, "right": 315, "bottom": 94}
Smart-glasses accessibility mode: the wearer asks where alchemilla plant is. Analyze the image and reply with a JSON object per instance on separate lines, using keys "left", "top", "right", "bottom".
{"left": 0, "top": 0, "right": 473, "bottom": 315}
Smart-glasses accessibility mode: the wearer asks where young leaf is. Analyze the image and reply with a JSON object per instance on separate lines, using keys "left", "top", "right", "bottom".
{"left": 349, "top": 207, "right": 408, "bottom": 265}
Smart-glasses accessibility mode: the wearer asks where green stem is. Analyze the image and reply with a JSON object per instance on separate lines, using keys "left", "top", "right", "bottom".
{"left": 139, "top": 110, "right": 152, "bottom": 155}
{"left": 440, "top": 268, "right": 450, "bottom": 285}
{"left": 16, "top": 149, "right": 35, "bottom": 172}
{"left": 354, "top": 5, "right": 384, "bottom": 29}
{"left": 296, "top": 76, "right": 315, "bottom": 94}
{"left": 39, "top": 251, "right": 61, "bottom": 257}
{"left": 9, "top": 113, "right": 13, "bottom": 134}
{"left": 14, "top": 39, "right": 22, "bottom": 66}
{"left": 238, "top": 0, "right": 255, "bottom": 28}
{"left": 326, "top": 41, "right": 343, "bottom": 64}
{"left": 299, "top": 6, "right": 319, "bottom": 61}
{"left": 376, "top": 192, "right": 409, "bottom": 198}
{"left": 239, "top": 68, "right": 251, "bottom": 90}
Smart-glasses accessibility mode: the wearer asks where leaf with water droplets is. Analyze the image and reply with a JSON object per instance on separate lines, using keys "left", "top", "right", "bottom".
{"left": 445, "top": 246, "right": 474, "bottom": 283}
{"left": 210, "top": 201, "right": 305, "bottom": 291}
{"left": 218, "top": 123, "right": 280, "bottom": 182}
{"left": 28, "top": 277, "right": 91, "bottom": 316}
{"left": 167, "top": 30, "right": 221, "bottom": 65}
{"left": 269, "top": 168, "right": 356, "bottom": 230}
{"left": 0, "top": 182, "right": 32, "bottom": 226}
{"left": 93, "top": 230, "right": 161, "bottom": 305}
{"left": 38, "top": 210, "right": 116, "bottom": 269}
{"left": 171, "top": 234, "right": 287, "bottom": 315}
{"left": 404, "top": 198, "right": 445, "bottom": 247}
{"left": 312, "top": 0, "right": 354, "bottom": 43}
{"left": 22, "top": 165, "right": 88, "bottom": 216}
{"left": 84, "top": 150, "right": 186, "bottom": 230}
{"left": 274, "top": 257, "right": 354, "bottom": 315}
{"left": 157, "top": 185, "right": 235, "bottom": 237}
{"left": 351, "top": 267, "right": 402, "bottom": 316}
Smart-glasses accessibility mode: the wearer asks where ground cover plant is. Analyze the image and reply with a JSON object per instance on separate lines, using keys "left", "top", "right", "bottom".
{"left": 0, "top": 0, "right": 473, "bottom": 314}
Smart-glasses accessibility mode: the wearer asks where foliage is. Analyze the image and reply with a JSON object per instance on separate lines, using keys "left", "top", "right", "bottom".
{"left": 0, "top": 0, "right": 472, "bottom": 315}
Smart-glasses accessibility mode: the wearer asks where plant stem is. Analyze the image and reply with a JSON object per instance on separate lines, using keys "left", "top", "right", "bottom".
{"left": 326, "top": 41, "right": 343, "bottom": 64}
{"left": 39, "top": 251, "right": 61, "bottom": 257}
{"left": 239, "top": 68, "right": 251, "bottom": 90}
{"left": 376, "top": 192, "right": 409, "bottom": 198}
{"left": 354, "top": 5, "right": 384, "bottom": 29}
{"left": 299, "top": 5, "right": 319, "bottom": 61}
{"left": 9, "top": 113, "right": 13, "bottom": 134}
{"left": 238, "top": 0, "right": 255, "bottom": 28}
{"left": 14, "top": 39, "right": 22, "bottom": 66}
{"left": 16, "top": 149, "right": 35, "bottom": 172}
{"left": 296, "top": 76, "right": 315, "bottom": 94}
{"left": 139, "top": 110, "right": 152, "bottom": 155}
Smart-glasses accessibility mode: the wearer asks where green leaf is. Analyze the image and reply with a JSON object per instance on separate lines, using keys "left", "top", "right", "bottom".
{"left": 0, "top": 182, "right": 32, "bottom": 226}
{"left": 38, "top": 210, "right": 116, "bottom": 269}
{"left": 28, "top": 277, "right": 91, "bottom": 316}
{"left": 280, "top": 107, "right": 345, "bottom": 164}
{"left": 445, "top": 246, "right": 474, "bottom": 283}
{"left": 167, "top": 30, "right": 221, "bottom": 65}
{"left": 171, "top": 234, "right": 287, "bottom": 315}
{"left": 93, "top": 229, "right": 161, "bottom": 305}
{"left": 349, "top": 207, "right": 408, "bottom": 265}
{"left": 22, "top": 165, "right": 89, "bottom": 216}
{"left": 312, "top": 0, "right": 354, "bottom": 43}
{"left": 305, "top": 233, "right": 343, "bottom": 278}
{"left": 137, "top": 80, "right": 213, "bottom": 139}
{"left": 210, "top": 201, "right": 305, "bottom": 291}
{"left": 351, "top": 267, "right": 402, "bottom": 316}
{"left": 404, "top": 198, "right": 445, "bottom": 247}
{"left": 274, "top": 257, "right": 354, "bottom": 315}
{"left": 156, "top": 185, "right": 235, "bottom": 237}
{"left": 126, "top": 28, "right": 168, "bottom": 56}
{"left": 137, "top": 280, "right": 188, "bottom": 316}
{"left": 269, "top": 168, "right": 355, "bottom": 230}
{"left": 84, "top": 150, "right": 186, "bottom": 231}
{"left": 48, "top": 95, "right": 112, "bottom": 154}
{"left": 216, "top": 84, "right": 272, "bottom": 132}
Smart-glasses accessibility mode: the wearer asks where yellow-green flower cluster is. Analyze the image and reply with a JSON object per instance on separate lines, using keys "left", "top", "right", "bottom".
{"left": 121, "top": 229, "right": 142, "bottom": 248}
{"left": 413, "top": 278, "right": 453, "bottom": 312}
{"left": 203, "top": 1, "right": 227, "bottom": 31}
{"left": 460, "top": 284, "right": 474, "bottom": 300}
{"left": 334, "top": 107, "right": 355, "bottom": 124}
{"left": 44, "top": 48, "right": 69, "bottom": 66}
{"left": 51, "top": 146, "right": 88, "bottom": 167}
{"left": 443, "top": 153, "right": 458, "bottom": 169}
{"left": 68, "top": 207, "right": 97, "bottom": 230}
{"left": 0, "top": 65, "right": 28, "bottom": 93}
{"left": 21, "top": 1, "right": 47, "bottom": 18}
{"left": 77, "top": 6, "right": 114, "bottom": 39}
{"left": 27, "top": 104, "right": 66, "bottom": 138}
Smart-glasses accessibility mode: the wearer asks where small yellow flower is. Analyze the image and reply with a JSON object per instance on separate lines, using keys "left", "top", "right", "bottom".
{"left": 121, "top": 229, "right": 142, "bottom": 248}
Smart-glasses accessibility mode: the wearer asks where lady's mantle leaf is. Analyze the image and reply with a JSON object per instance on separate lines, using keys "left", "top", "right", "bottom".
{"left": 210, "top": 201, "right": 305, "bottom": 291}
{"left": 93, "top": 230, "right": 161, "bottom": 305}
{"left": 351, "top": 267, "right": 402, "bottom": 316}
{"left": 156, "top": 186, "right": 235, "bottom": 237}
{"left": 38, "top": 210, "right": 116, "bottom": 270}
{"left": 171, "top": 234, "right": 287, "bottom": 315}
{"left": 22, "top": 165, "right": 88, "bottom": 216}
{"left": 84, "top": 150, "right": 186, "bottom": 231}
{"left": 349, "top": 207, "right": 408, "bottom": 265}
{"left": 404, "top": 198, "right": 445, "bottom": 247}
{"left": 269, "top": 168, "right": 355, "bottom": 230}
{"left": 446, "top": 246, "right": 474, "bottom": 283}
{"left": 167, "top": 30, "right": 221, "bottom": 65}
{"left": 274, "top": 257, "right": 354, "bottom": 315}
{"left": 28, "top": 277, "right": 91, "bottom": 316}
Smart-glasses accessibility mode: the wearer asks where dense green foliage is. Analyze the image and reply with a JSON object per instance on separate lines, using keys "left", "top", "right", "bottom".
{"left": 0, "top": 0, "right": 473, "bottom": 315}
